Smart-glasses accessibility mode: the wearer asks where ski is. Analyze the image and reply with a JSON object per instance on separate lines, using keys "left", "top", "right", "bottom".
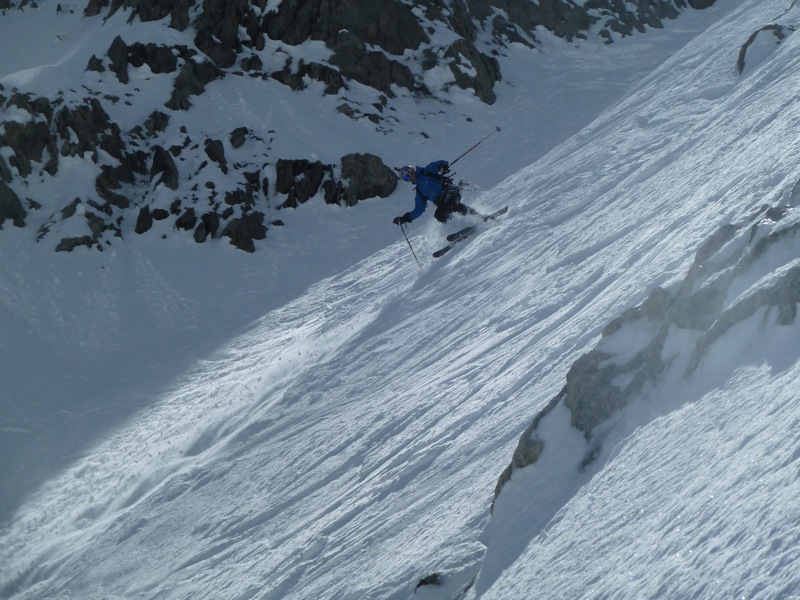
{"left": 447, "top": 226, "right": 476, "bottom": 242}
{"left": 433, "top": 206, "right": 508, "bottom": 258}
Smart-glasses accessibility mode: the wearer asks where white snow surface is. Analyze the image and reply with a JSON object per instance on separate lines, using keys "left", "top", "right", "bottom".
{"left": 3, "top": 1, "right": 800, "bottom": 599}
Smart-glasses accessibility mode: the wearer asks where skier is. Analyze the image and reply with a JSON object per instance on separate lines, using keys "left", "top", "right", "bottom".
{"left": 392, "top": 160, "right": 478, "bottom": 226}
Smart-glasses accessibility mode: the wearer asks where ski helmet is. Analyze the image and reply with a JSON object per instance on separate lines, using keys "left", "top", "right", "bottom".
{"left": 399, "top": 166, "right": 415, "bottom": 182}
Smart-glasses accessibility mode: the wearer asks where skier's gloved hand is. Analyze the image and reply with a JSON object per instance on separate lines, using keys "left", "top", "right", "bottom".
{"left": 393, "top": 213, "right": 412, "bottom": 226}
{"left": 440, "top": 162, "right": 450, "bottom": 174}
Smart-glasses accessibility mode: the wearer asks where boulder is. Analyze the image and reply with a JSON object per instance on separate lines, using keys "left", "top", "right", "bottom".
{"left": 107, "top": 35, "right": 130, "bottom": 83}
{"left": 166, "top": 58, "right": 223, "bottom": 110}
{"left": 689, "top": 0, "right": 716, "bottom": 8}
{"left": 275, "top": 158, "right": 332, "bottom": 207}
{"left": 328, "top": 30, "right": 417, "bottom": 96}
{"left": 55, "top": 98, "right": 124, "bottom": 160}
{"left": 194, "top": 0, "right": 251, "bottom": 68}
{"left": 0, "top": 154, "right": 11, "bottom": 182}
{"left": 271, "top": 59, "right": 347, "bottom": 95}
{"left": 0, "top": 180, "right": 26, "bottom": 228}
{"left": 444, "top": 39, "right": 501, "bottom": 104}
{"left": 144, "top": 111, "right": 170, "bottom": 136}
{"left": 192, "top": 212, "right": 221, "bottom": 243}
{"left": 55, "top": 235, "right": 94, "bottom": 252}
{"left": 229, "top": 127, "right": 248, "bottom": 149}
{"left": 128, "top": 42, "right": 178, "bottom": 74}
{"left": 221, "top": 212, "right": 267, "bottom": 252}
{"left": 150, "top": 146, "right": 179, "bottom": 190}
{"left": 135, "top": 206, "right": 153, "bottom": 234}
{"left": 175, "top": 207, "right": 196, "bottom": 230}
{"left": 1, "top": 120, "right": 56, "bottom": 177}
{"left": 204, "top": 139, "right": 228, "bottom": 174}
{"left": 340, "top": 153, "right": 397, "bottom": 206}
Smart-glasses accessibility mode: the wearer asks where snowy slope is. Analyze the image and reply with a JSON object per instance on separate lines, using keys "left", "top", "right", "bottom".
{"left": 4, "top": 1, "right": 800, "bottom": 599}
{"left": 0, "top": 0, "right": 727, "bottom": 527}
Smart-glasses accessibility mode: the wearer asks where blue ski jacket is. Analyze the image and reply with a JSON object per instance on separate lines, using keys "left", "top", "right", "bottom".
{"left": 407, "top": 160, "right": 450, "bottom": 221}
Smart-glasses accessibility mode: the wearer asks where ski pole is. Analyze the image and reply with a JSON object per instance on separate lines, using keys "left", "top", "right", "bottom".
{"left": 450, "top": 126, "right": 501, "bottom": 167}
{"left": 399, "top": 224, "right": 422, "bottom": 269}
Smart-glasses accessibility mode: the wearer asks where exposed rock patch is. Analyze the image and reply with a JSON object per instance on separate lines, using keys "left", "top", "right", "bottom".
{"left": 737, "top": 24, "right": 795, "bottom": 74}
{"left": 340, "top": 153, "right": 397, "bottom": 206}
{"left": 0, "top": 180, "right": 26, "bottom": 228}
{"left": 495, "top": 201, "right": 800, "bottom": 501}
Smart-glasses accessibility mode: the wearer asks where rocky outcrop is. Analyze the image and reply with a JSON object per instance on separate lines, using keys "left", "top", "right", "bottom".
{"left": 275, "top": 159, "right": 334, "bottom": 208}
{"left": 150, "top": 146, "right": 180, "bottom": 190}
{"left": 0, "top": 119, "right": 56, "bottom": 177}
{"left": 204, "top": 139, "right": 227, "bottom": 174}
{"left": 264, "top": 0, "right": 428, "bottom": 55}
{"left": 495, "top": 200, "right": 799, "bottom": 500}
{"left": 221, "top": 211, "right": 267, "bottom": 253}
{"left": 467, "top": 0, "right": 712, "bottom": 46}
{"left": 340, "top": 153, "right": 397, "bottom": 206}
{"left": 273, "top": 153, "right": 397, "bottom": 208}
{"left": 0, "top": 0, "right": 712, "bottom": 255}
{"left": 165, "top": 56, "right": 223, "bottom": 110}
{"left": 86, "top": 0, "right": 192, "bottom": 30}
{"left": 737, "top": 24, "right": 796, "bottom": 74}
{"left": 0, "top": 180, "right": 26, "bottom": 228}
{"left": 444, "top": 39, "right": 501, "bottom": 104}
{"left": 100, "top": 36, "right": 179, "bottom": 84}
{"left": 55, "top": 98, "right": 125, "bottom": 160}
{"left": 80, "top": 0, "right": 709, "bottom": 108}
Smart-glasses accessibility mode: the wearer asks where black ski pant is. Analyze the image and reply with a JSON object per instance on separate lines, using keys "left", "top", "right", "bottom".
{"left": 434, "top": 187, "right": 476, "bottom": 223}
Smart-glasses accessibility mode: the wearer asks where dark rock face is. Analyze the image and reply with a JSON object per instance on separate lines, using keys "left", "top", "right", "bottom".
{"left": 135, "top": 206, "right": 153, "bottom": 234}
{"left": 0, "top": 154, "right": 11, "bottom": 183}
{"left": 204, "top": 139, "right": 227, "bottom": 174}
{"left": 106, "top": 36, "right": 179, "bottom": 84}
{"left": 55, "top": 235, "right": 95, "bottom": 252}
{"left": 144, "top": 111, "right": 170, "bottom": 136}
{"left": 689, "top": 0, "right": 716, "bottom": 9}
{"left": 340, "top": 153, "right": 397, "bottom": 206}
{"left": 194, "top": 0, "right": 255, "bottom": 68}
{"left": 175, "top": 207, "right": 196, "bottom": 230}
{"left": 0, "top": 180, "right": 26, "bottom": 228}
{"left": 150, "top": 146, "right": 180, "bottom": 190}
{"left": 229, "top": 127, "right": 248, "bottom": 149}
{"left": 221, "top": 211, "right": 267, "bottom": 252}
{"left": 94, "top": 0, "right": 193, "bottom": 30}
{"left": 165, "top": 57, "right": 222, "bottom": 110}
{"left": 328, "top": 31, "right": 419, "bottom": 96}
{"left": 272, "top": 154, "right": 397, "bottom": 208}
{"left": 467, "top": 0, "right": 591, "bottom": 44}
{"left": 55, "top": 98, "right": 124, "bottom": 160}
{"left": 275, "top": 159, "right": 333, "bottom": 208}
{"left": 96, "top": 166, "right": 132, "bottom": 209}
{"left": 0, "top": 93, "right": 124, "bottom": 182}
{"left": 271, "top": 59, "right": 347, "bottom": 95}
{"left": 264, "top": 0, "right": 428, "bottom": 55}
{"left": 445, "top": 39, "right": 501, "bottom": 104}
{"left": 0, "top": 120, "right": 56, "bottom": 177}
{"left": 193, "top": 212, "right": 220, "bottom": 243}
